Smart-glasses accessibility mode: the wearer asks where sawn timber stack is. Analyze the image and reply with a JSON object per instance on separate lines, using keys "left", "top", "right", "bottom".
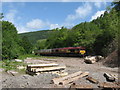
{"left": 26, "top": 63, "right": 66, "bottom": 75}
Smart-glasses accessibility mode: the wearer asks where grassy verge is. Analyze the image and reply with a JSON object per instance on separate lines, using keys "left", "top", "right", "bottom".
{"left": 1, "top": 54, "right": 58, "bottom": 73}
{"left": 18, "top": 54, "right": 39, "bottom": 60}
{"left": 0, "top": 60, "right": 2, "bottom": 68}
{"left": 1, "top": 60, "right": 27, "bottom": 73}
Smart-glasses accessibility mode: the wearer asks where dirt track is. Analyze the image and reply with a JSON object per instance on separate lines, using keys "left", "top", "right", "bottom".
{"left": 1, "top": 56, "right": 119, "bottom": 88}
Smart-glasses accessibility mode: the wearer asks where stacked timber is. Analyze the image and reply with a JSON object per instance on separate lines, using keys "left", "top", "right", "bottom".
{"left": 26, "top": 63, "right": 66, "bottom": 75}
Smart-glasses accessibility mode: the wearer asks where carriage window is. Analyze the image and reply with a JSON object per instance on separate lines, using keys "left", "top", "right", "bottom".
{"left": 70, "top": 49, "right": 75, "bottom": 52}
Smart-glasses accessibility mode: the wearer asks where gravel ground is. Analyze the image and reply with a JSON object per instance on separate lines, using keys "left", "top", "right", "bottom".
{"left": 1, "top": 56, "right": 119, "bottom": 88}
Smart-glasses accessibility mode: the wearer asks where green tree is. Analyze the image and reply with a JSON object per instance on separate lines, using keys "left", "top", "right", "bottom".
{"left": 20, "top": 36, "right": 33, "bottom": 54}
{"left": 2, "top": 21, "right": 24, "bottom": 59}
{"left": 35, "top": 39, "right": 46, "bottom": 50}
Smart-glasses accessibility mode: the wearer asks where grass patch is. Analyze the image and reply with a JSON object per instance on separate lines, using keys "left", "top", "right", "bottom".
{"left": 0, "top": 60, "right": 2, "bottom": 68}
{"left": 18, "top": 54, "right": 39, "bottom": 60}
{"left": 2, "top": 59, "right": 27, "bottom": 73}
{"left": 1, "top": 54, "right": 58, "bottom": 73}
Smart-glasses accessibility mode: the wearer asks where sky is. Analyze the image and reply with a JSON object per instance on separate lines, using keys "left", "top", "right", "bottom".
{"left": 2, "top": 1, "right": 112, "bottom": 33}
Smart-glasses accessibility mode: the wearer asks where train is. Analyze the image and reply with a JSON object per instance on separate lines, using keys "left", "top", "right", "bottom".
{"left": 34, "top": 46, "right": 86, "bottom": 57}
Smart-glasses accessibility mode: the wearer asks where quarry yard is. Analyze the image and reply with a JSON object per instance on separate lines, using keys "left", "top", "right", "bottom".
{"left": 1, "top": 56, "right": 119, "bottom": 89}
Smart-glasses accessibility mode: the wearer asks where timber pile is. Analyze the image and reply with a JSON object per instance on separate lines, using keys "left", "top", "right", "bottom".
{"left": 52, "top": 71, "right": 89, "bottom": 85}
{"left": 26, "top": 63, "right": 66, "bottom": 75}
{"left": 84, "top": 56, "right": 104, "bottom": 64}
{"left": 84, "top": 56, "right": 96, "bottom": 64}
{"left": 52, "top": 71, "right": 119, "bottom": 89}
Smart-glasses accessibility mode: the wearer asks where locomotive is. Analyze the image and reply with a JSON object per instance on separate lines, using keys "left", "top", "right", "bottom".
{"left": 34, "top": 46, "right": 86, "bottom": 57}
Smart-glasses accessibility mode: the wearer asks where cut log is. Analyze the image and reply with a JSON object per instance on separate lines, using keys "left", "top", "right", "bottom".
{"left": 104, "top": 73, "right": 115, "bottom": 82}
{"left": 52, "top": 71, "right": 82, "bottom": 85}
{"left": 33, "top": 66, "right": 66, "bottom": 72}
{"left": 86, "top": 77, "right": 99, "bottom": 84}
{"left": 59, "top": 72, "right": 89, "bottom": 85}
{"left": 98, "top": 82, "right": 120, "bottom": 88}
{"left": 27, "top": 63, "right": 59, "bottom": 68}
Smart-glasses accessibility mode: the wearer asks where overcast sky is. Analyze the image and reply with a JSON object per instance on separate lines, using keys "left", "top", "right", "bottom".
{"left": 2, "top": 1, "right": 112, "bottom": 33}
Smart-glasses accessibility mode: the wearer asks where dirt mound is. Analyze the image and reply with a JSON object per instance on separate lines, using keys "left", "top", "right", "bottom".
{"left": 102, "top": 50, "right": 118, "bottom": 68}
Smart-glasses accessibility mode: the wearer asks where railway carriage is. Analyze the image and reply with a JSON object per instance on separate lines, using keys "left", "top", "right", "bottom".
{"left": 34, "top": 46, "right": 86, "bottom": 57}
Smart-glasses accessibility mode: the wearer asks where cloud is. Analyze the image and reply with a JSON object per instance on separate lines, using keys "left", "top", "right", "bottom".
{"left": 5, "top": 9, "right": 17, "bottom": 24}
{"left": 17, "top": 19, "right": 50, "bottom": 33}
{"left": 50, "top": 24, "right": 61, "bottom": 29}
{"left": 94, "top": 2, "right": 101, "bottom": 8}
{"left": 94, "top": 2, "right": 107, "bottom": 8}
{"left": 65, "top": 3, "right": 92, "bottom": 22}
{"left": 90, "top": 10, "right": 105, "bottom": 21}
{"left": 17, "top": 26, "right": 30, "bottom": 33}
{"left": 26, "top": 19, "right": 47, "bottom": 29}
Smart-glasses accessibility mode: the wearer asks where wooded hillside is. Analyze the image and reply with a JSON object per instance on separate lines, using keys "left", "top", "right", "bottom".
{"left": 19, "top": 30, "right": 53, "bottom": 44}
{"left": 1, "top": 1, "right": 119, "bottom": 60}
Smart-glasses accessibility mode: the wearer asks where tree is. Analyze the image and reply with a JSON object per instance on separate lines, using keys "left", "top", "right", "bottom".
{"left": 20, "top": 36, "right": 33, "bottom": 54}
{"left": 35, "top": 39, "right": 46, "bottom": 50}
{"left": 0, "top": 13, "right": 4, "bottom": 19}
{"left": 2, "top": 21, "right": 24, "bottom": 59}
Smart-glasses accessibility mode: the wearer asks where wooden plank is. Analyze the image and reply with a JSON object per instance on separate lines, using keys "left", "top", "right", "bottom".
{"left": 98, "top": 82, "right": 120, "bottom": 88}
{"left": 34, "top": 66, "right": 66, "bottom": 72}
{"left": 27, "top": 63, "right": 59, "bottom": 68}
{"left": 52, "top": 71, "right": 83, "bottom": 85}
{"left": 104, "top": 73, "right": 115, "bottom": 82}
{"left": 59, "top": 72, "right": 89, "bottom": 85}
{"left": 86, "top": 77, "right": 99, "bottom": 84}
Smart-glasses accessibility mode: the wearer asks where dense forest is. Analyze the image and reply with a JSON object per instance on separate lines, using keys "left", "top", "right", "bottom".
{"left": 1, "top": 1, "right": 119, "bottom": 60}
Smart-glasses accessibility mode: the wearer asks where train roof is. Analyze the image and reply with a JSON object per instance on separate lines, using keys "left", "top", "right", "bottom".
{"left": 54, "top": 46, "right": 85, "bottom": 50}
